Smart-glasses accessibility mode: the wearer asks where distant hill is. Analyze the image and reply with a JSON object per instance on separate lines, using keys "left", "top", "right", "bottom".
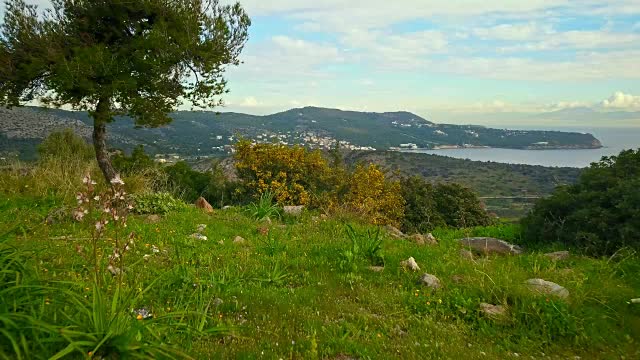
{"left": 1, "top": 106, "right": 602, "bottom": 159}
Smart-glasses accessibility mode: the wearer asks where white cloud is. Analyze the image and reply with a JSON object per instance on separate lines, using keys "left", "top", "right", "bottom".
{"left": 240, "top": 96, "right": 260, "bottom": 107}
{"left": 499, "top": 30, "right": 640, "bottom": 52}
{"left": 601, "top": 91, "right": 640, "bottom": 110}
{"left": 473, "top": 23, "right": 554, "bottom": 41}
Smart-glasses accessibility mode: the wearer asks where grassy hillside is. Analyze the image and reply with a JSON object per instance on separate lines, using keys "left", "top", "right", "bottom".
{"left": 2, "top": 193, "right": 639, "bottom": 359}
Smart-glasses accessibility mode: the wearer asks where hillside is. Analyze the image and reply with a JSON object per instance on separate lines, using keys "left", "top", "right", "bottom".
{"left": 1, "top": 106, "right": 602, "bottom": 159}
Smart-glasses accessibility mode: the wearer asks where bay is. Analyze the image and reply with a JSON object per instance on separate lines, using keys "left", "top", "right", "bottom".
{"left": 402, "top": 126, "right": 640, "bottom": 168}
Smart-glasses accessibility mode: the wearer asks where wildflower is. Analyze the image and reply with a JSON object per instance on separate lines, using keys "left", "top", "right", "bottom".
{"left": 110, "top": 174, "right": 125, "bottom": 186}
{"left": 136, "top": 314, "right": 144, "bottom": 320}
{"left": 95, "top": 221, "right": 104, "bottom": 231}
{"left": 93, "top": 195, "right": 100, "bottom": 201}
{"left": 427, "top": 301, "right": 431, "bottom": 305}
{"left": 72, "top": 209, "right": 86, "bottom": 221}
{"left": 438, "top": 299, "right": 442, "bottom": 304}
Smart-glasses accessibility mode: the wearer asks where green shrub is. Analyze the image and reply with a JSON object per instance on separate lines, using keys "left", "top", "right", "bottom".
{"left": 112, "top": 145, "right": 157, "bottom": 176}
{"left": 131, "top": 192, "right": 186, "bottom": 215}
{"left": 246, "top": 191, "right": 281, "bottom": 221}
{"left": 400, "top": 176, "right": 494, "bottom": 233}
{"left": 522, "top": 149, "right": 640, "bottom": 255}
{"left": 37, "top": 128, "right": 94, "bottom": 161}
{"left": 164, "top": 161, "right": 238, "bottom": 207}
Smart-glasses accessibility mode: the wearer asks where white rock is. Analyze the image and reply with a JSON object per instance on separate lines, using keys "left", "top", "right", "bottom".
{"left": 401, "top": 257, "right": 420, "bottom": 272}
{"left": 526, "top": 278, "right": 569, "bottom": 299}
{"left": 418, "top": 273, "right": 441, "bottom": 289}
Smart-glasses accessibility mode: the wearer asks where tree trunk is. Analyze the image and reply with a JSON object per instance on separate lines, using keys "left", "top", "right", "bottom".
{"left": 92, "top": 98, "right": 117, "bottom": 183}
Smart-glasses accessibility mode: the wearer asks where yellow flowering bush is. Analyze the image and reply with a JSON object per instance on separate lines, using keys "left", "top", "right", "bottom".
{"left": 234, "top": 140, "right": 404, "bottom": 226}
{"left": 343, "top": 164, "right": 405, "bottom": 227}
{"left": 234, "top": 140, "right": 333, "bottom": 205}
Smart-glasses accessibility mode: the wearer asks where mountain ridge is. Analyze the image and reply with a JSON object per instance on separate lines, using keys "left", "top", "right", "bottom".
{"left": 1, "top": 105, "right": 602, "bottom": 159}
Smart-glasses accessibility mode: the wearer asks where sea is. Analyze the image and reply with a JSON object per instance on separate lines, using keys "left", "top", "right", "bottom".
{"left": 402, "top": 126, "right": 640, "bottom": 168}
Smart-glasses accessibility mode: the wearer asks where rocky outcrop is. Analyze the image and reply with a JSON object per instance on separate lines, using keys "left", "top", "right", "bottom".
{"left": 401, "top": 257, "right": 420, "bottom": 272}
{"left": 459, "top": 237, "right": 522, "bottom": 255}
{"left": 526, "top": 279, "right": 569, "bottom": 299}
{"left": 195, "top": 197, "right": 214, "bottom": 213}
{"left": 544, "top": 251, "right": 570, "bottom": 261}
{"left": 417, "top": 273, "right": 442, "bottom": 289}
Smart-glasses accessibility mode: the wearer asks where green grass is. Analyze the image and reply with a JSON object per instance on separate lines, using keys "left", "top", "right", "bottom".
{"left": 1, "top": 194, "right": 639, "bottom": 359}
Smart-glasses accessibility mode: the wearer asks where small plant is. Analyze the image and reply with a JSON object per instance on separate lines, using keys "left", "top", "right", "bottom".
{"left": 246, "top": 191, "right": 281, "bottom": 221}
{"left": 339, "top": 225, "right": 385, "bottom": 272}
{"left": 254, "top": 262, "right": 290, "bottom": 287}
{"left": 130, "top": 192, "right": 187, "bottom": 215}
{"left": 257, "top": 229, "right": 288, "bottom": 256}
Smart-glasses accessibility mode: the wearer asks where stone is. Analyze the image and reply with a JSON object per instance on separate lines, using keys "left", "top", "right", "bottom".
{"left": 401, "top": 257, "right": 420, "bottom": 271}
{"left": 384, "top": 225, "right": 406, "bottom": 239}
{"left": 526, "top": 278, "right": 569, "bottom": 299}
{"left": 479, "top": 303, "right": 507, "bottom": 319}
{"left": 283, "top": 205, "right": 304, "bottom": 216}
{"left": 195, "top": 197, "right": 214, "bottom": 213}
{"left": 368, "top": 266, "right": 385, "bottom": 272}
{"left": 417, "top": 273, "right": 442, "bottom": 289}
{"left": 630, "top": 298, "right": 640, "bottom": 304}
{"left": 145, "top": 214, "right": 161, "bottom": 223}
{"left": 544, "top": 251, "right": 570, "bottom": 261}
{"left": 460, "top": 249, "right": 474, "bottom": 260}
{"left": 233, "top": 236, "right": 246, "bottom": 244}
{"left": 218, "top": 240, "right": 224, "bottom": 245}
{"left": 459, "top": 237, "right": 522, "bottom": 255}
{"left": 409, "top": 233, "right": 438, "bottom": 246}
{"left": 197, "top": 224, "right": 207, "bottom": 232}
{"left": 190, "top": 233, "right": 207, "bottom": 241}
{"left": 222, "top": 205, "right": 233, "bottom": 210}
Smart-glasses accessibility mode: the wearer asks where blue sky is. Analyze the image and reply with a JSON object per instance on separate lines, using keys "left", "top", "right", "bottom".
{"left": 6, "top": 1, "right": 640, "bottom": 126}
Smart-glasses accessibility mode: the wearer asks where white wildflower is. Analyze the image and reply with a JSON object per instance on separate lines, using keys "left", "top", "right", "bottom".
{"left": 110, "top": 174, "right": 125, "bottom": 186}
{"left": 93, "top": 195, "right": 100, "bottom": 201}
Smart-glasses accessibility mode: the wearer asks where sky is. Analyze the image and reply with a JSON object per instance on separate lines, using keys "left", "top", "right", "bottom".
{"left": 4, "top": 1, "right": 640, "bottom": 127}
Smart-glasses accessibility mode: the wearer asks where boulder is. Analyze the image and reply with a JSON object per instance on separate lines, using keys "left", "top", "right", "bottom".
{"left": 195, "top": 197, "right": 214, "bottom": 213}
{"left": 545, "top": 251, "right": 570, "bottom": 261}
{"left": 460, "top": 249, "right": 474, "bottom": 260}
{"left": 384, "top": 225, "right": 406, "bottom": 239}
{"left": 409, "top": 233, "right": 437, "bottom": 246}
{"left": 283, "top": 205, "right": 304, "bottom": 216}
{"left": 479, "top": 303, "right": 507, "bottom": 319}
{"left": 417, "top": 273, "right": 442, "bottom": 289}
{"left": 145, "top": 214, "right": 161, "bottom": 223}
{"left": 401, "top": 257, "right": 420, "bottom": 272}
{"left": 459, "top": 237, "right": 522, "bottom": 255}
{"left": 526, "top": 278, "right": 569, "bottom": 299}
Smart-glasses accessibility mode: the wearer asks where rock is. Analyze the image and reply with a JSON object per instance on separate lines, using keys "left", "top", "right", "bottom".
{"left": 409, "top": 233, "right": 437, "bottom": 246}
{"left": 544, "top": 251, "right": 570, "bottom": 261}
{"left": 196, "top": 224, "right": 207, "bottom": 232}
{"left": 459, "top": 237, "right": 522, "bottom": 255}
{"left": 526, "top": 278, "right": 569, "bottom": 299}
{"left": 391, "top": 325, "right": 407, "bottom": 337}
{"left": 417, "top": 273, "right": 442, "bottom": 289}
{"left": 283, "top": 205, "right": 304, "bottom": 216}
{"left": 195, "top": 197, "right": 214, "bottom": 213}
{"left": 222, "top": 205, "right": 233, "bottom": 210}
{"left": 218, "top": 240, "right": 224, "bottom": 245}
{"left": 479, "top": 303, "right": 507, "bottom": 319}
{"left": 233, "top": 236, "right": 246, "bottom": 244}
{"left": 460, "top": 249, "right": 474, "bottom": 260}
{"left": 368, "top": 266, "right": 385, "bottom": 272}
{"left": 401, "top": 257, "right": 420, "bottom": 271}
{"left": 629, "top": 298, "right": 640, "bottom": 304}
{"left": 384, "top": 225, "right": 406, "bottom": 239}
{"left": 145, "top": 214, "right": 161, "bottom": 223}
{"left": 190, "top": 233, "right": 208, "bottom": 241}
